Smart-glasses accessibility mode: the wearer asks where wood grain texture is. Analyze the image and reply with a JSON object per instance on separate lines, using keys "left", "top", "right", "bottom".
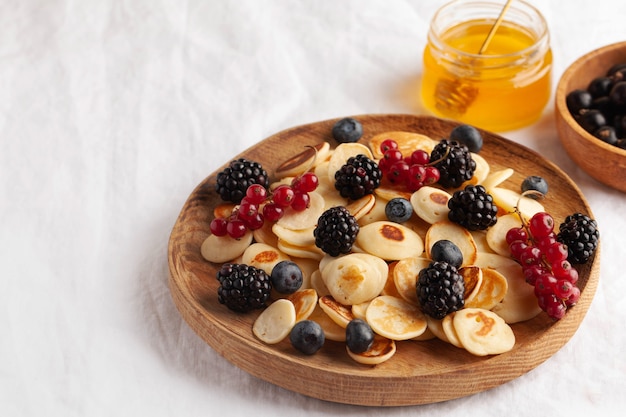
{"left": 555, "top": 41, "right": 626, "bottom": 193}
{"left": 168, "top": 114, "right": 600, "bottom": 406}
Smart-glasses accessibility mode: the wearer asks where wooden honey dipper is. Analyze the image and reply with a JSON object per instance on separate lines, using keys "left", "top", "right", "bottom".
{"left": 434, "top": 0, "right": 514, "bottom": 116}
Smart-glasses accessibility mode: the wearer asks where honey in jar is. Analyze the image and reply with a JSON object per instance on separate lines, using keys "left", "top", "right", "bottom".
{"left": 420, "top": 0, "right": 552, "bottom": 132}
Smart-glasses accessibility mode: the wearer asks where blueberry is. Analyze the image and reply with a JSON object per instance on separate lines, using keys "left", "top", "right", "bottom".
{"left": 385, "top": 198, "right": 413, "bottom": 223}
{"left": 345, "top": 319, "right": 374, "bottom": 353}
{"left": 289, "top": 320, "right": 325, "bottom": 355}
{"left": 270, "top": 260, "right": 303, "bottom": 294}
{"left": 521, "top": 175, "right": 549, "bottom": 197}
{"left": 430, "top": 240, "right": 463, "bottom": 268}
{"left": 331, "top": 117, "right": 363, "bottom": 144}
{"left": 449, "top": 124, "right": 483, "bottom": 153}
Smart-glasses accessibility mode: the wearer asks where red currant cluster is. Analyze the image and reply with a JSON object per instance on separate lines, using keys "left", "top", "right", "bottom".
{"left": 210, "top": 172, "right": 319, "bottom": 239}
{"left": 377, "top": 139, "right": 440, "bottom": 192}
{"left": 506, "top": 212, "right": 580, "bottom": 320}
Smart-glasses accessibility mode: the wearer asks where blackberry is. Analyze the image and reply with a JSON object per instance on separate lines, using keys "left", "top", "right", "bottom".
{"left": 557, "top": 213, "right": 600, "bottom": 264}
{"left": 216, "top": 263, "right": 272, "bottom": 313}
{"left": 314, "top": 206, "right": 359, "bottom": 256}
{"left": 334, "top": 154, "right": 381, "bottom": 200}
{"left": 215, "top": 158, "right": 269, "bottom": 204}
{"left": 429, "top": 140, "right": 476, "bottom": 189}
{"left": 447, "top": 185, "right": 498, "bottom": 231}
{"left": 417, "top": 261, "right": 465, "bottom": 320}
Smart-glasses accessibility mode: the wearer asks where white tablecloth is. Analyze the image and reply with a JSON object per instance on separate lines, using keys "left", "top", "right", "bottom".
{"left": 2, "top": 1, "right": 625, "bottom": 415}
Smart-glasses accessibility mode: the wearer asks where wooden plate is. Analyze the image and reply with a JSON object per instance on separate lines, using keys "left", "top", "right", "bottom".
{"left": 168, "top": 114, "right": 600, "bottom": 406}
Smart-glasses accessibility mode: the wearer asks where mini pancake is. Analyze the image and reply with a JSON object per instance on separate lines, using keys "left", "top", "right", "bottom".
{"left": 287, "top": 288, "right": 318, "bottom": 322}
{"left": 356, "top": 221, "right": 424, "bottom": 261}
{"left": 365, "top": 295, "right": 428, "bottom": 340}
{"left": 453, "top": 308, "right": 516, "bottom": 356}
{"left": 346, "top": 334, "right": 396, "bottom": 365}
{"left": 410, "top": 186, "right": 451, "bottom": 224}
{"left": 201, "top": 230, "right": 254, "bottom": 263}
{"left": 425, "top": 220, "right": 478, "bottom": 266}
{"left": 252, "top": 299, "right": 296, "bottom": 344}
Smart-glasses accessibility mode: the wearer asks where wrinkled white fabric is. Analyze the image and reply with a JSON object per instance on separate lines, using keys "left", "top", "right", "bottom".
{"left": 1, "top": 0, "right": 625, "bottom": 416}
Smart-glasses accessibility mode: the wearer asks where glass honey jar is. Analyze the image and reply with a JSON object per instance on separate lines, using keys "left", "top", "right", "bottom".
{"left": 420, "top": 0, "right": 552, "bottom": 132}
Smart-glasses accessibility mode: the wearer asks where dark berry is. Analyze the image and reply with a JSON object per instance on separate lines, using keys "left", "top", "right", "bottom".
{"left": 270, "top": 260, "right": 303, "bottom": 294}
{"left": 345, "top": 319, "right": 375, "bottom": 353}
{"left": 215, "top": 158, "right": 269, "bottom": 204}
{"left": 607, "top": 62, "right": 626, "bottom": 78}
{"left": 447, "top": 185, "right": 498, "bottom": 231}
{"left": 557, "top": 213, "right": 600, "bottom": 264}
{"left": 332, "top": 117, "right": 363, "bottom": 144}
{"left": 334, "top": 154, "right": 382, "bottom": 200}
{"left": 430, "top": 140, "right": 476, "bottom": 189}
{"left": 594, "top": 125, "right": 619, "bottom": 145}
{"left": 314, "top": 206, "right": 360, "bottom": 256}
{"left": 591, "top": 96, "right": 618, "bottom": 121}
{"left": 575, "top": 109, "right": 606, "bottom": 134}
{"left": 290, "top": 320, "right": 325, "bottom": 355}
{"left": 216, "top": 263, "right": 272, "bottom": 313}
{"left": 449, "top": 124, "right": 483, "bottom": 153}
{"left": 385, "top": 198, "right": 413, "bottom": 223}
{"left": 521, "top": 175, "right": 549, "bottom": 197}
{"left": 566, "top": 89, "right": 593, "bottom": 115}
{"left": 587, "top": 76, "right": 613, "bottom": 98}
{"left": 430, "top": 240, "right": 463, "bottom": 269}
{"left": 417, "top": 261, "right": 465, "bottom": 320}
{"left": 609, "top": 81, "right": 626, "bottom": 107}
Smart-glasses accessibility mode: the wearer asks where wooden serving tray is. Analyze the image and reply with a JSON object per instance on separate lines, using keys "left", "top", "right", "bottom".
{"left": 168, "top": 114, "right": 600, "bottom": 406}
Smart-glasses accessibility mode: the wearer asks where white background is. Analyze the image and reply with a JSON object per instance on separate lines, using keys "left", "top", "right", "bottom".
{"left": 1, "top": 0, "right": 625, "bottom": 416}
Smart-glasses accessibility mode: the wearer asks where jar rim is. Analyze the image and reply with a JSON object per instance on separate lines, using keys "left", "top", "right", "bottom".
{"left": 428, "top": 0, "right": 550, "bottom": 61}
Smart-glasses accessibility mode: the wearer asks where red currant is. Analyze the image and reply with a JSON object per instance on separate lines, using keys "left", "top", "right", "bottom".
{"left": 245, "top": 184, "right": 267, "bottom": 204}
{"left": 554, "top": 279, "right": 575, "bottom": 300}
{"left": 273, "top": 185, "right": 295, "bottom": 207}
{"left": 291, "top": 191, "right": 310, "bottom": 211}
{"left": 263, "top": 203, "right": 284, "bottom": 222}
{"left": 528, "top": 212, "right": 555, "bottom": 239}
{"left": 226, "top": 219, "right": 248, "bottom": 239}
{"left": 378, "top": 158, "right": 390, "bottom": 174}
{"left": 410, "top": 150, "right": 430, "bottom": 166}
{"left": 523, "top": 264, "right": 548, "bottom": 286}
{"left": 423, "top": 166, "right": 440, "bottom": 185}
{"left": 383, "top": 149, "right": 403, "bottom": 165}
{"left": 544, "top": 242, "right": 569, "bottom": 264}
{"left": 543, "top": 295, "right": 567, "bottom": 320}
{"left": 535, "top": 233, "right": 557, "bottom": 251}
{"left": 519, "top": 245, "right": 543, "bottom": 267}
{"left": 506, "top": 226, "right": 528, "bottom": 245}
{"left": 534, "top": 273, "right": 557, "bottom": 296}
{"left": 565, "top": 286, "right": 581, "bottom": 307}
{"left": 237, "top": 200, "right": 258, "bottom": 221}
{"left": 291, "top": 172, "right": 319, "bottom": 193}
{"left": 245, "top": 213, "right": 265, "bottom": 230}
{"left": 387, "top": 160, "right": 410, "bottom": 184}
{"left": 380, "top": 139, "right": 398, "bottom": 153}
{"left": 210, "top": 217, "right": 228, "bottom": 236}
{"left": 509, "top": 240, "right": 529, "bottom": 260}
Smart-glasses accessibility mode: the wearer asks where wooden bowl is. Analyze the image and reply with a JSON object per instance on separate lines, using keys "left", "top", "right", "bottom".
{"left": 168, "top": 115, "right": 599, "bottom": 406}
{"left": 555, "top": 41, "right": 626, "bottom": 193}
